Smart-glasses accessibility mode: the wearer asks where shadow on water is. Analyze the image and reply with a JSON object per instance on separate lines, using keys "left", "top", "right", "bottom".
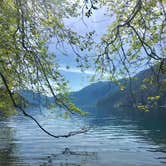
{"left": 84, "top": 107, "right": 166, "bottom": 148}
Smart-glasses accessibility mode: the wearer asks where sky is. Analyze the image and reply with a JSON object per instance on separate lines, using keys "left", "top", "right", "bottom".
{"left": 48, "top": 7, "right": 112, "bottom": 91}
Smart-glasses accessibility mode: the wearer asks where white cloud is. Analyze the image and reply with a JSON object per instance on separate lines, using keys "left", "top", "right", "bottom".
{"left": 59, "top": 66, "right": 96, "bottom": 75}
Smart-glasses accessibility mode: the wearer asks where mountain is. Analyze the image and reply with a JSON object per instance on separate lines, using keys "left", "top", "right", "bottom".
{"left": 97, "top": 67, "right": 166, "bottom": 111}
{"left": 70, "top": 81, "right": 118, "bottom": 109}
{"left": 70, "top": 66, "right": 166, "bottom": 118}
{"left": 18, "top": 65, "right": 166, "bottom": 119}
{"left": 19, "top": 90, "right": 54, "bottom": 107}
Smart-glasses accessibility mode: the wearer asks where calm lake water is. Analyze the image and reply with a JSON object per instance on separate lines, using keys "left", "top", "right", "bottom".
{"left": 0, "top": 107, "right": 166, "bottom": 166}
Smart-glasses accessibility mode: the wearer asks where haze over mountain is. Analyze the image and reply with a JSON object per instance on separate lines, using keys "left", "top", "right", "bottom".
{"left": 20, "top": 64, "right": 166, "bottom": 121}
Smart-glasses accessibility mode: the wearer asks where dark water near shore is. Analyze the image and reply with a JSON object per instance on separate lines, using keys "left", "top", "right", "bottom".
{"left": 0, "top": 107, "right": 166, "bottom": 166}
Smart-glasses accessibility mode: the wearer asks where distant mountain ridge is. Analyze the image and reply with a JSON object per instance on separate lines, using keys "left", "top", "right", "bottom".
{"left": 19, "top": 90, "right": 54, "bottom": 107}
{"left": 70, "top": 81, "right": 116, "bottom": 107}
{"left": 19, "top": 66, "right": 166, "bottom": 120}
{"left": 70, "top": 81, "right": 118, "bottom": 110}
{"left": 70, "top": 67, "right": 166, "bottom": 115}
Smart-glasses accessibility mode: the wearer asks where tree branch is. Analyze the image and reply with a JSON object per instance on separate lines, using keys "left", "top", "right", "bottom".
{"left": 0, "top": 71, "right": 89, "bottom": 138}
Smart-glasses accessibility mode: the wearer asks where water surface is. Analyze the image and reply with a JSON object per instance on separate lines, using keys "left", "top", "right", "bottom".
{"left": 0, "top": 107, "right": 166, "bottom": 166}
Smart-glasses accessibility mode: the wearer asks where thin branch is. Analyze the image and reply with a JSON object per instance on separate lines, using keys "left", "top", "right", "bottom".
{"left": 129, "top": 24, "right": 161, "bottom": 60}
{"left": 103, "top": 0, "right": 142, "bottom": 48}
{"left": 0, "top": 71, "right": 89, "bottom": 138}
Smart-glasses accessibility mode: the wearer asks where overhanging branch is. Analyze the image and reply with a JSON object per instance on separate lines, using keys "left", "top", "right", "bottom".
{"left": 0, "top": 71, "right": 89, "bottom": 138}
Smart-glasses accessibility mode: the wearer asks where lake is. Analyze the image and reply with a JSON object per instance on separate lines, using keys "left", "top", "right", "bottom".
{"left": 0, "top": 106, "right": 166, "bottom": 166}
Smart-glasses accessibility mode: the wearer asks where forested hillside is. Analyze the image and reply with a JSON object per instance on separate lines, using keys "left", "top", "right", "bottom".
{"left": 71, "top": 65, "right": 166, "bottom": 119}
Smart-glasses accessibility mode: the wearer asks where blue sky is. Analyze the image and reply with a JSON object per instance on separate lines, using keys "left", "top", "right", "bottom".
{"left": 60, "top": 70, "right": 93, "bottom": 91}
{"left": 48, "top": 7, "right": 111, "bottom": 91}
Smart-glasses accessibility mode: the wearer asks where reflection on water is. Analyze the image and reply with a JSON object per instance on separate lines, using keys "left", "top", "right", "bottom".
{"left": 39, "top": 148, "right": 97, "bottom": 166}
{"left": 0, "top": 107, "right": 166, "bottom": 166}
{"left": 0, "top": 120, "right": 24, "bottom": 166}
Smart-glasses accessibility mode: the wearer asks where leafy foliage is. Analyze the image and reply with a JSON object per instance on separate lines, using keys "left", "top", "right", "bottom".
{"left": 82, "top": 0, "right": 166, "bottom": 74}
{"left": 0, "top": 0, "right": 84, "bottom": 115}
{"left": 0, "top": 0, "right": 166, "bottom": 115}
{"left": 79, "top": 0, "right": 166, "bottom": 109}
